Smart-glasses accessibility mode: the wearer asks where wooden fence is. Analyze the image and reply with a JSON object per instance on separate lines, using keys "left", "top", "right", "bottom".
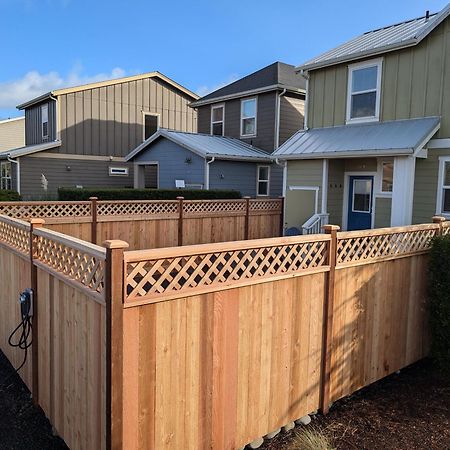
{"left": 0, "top": 197, "right": 283, "bottom": 249}
{"left": 0, "top": 215, "right": 447, "bottom": 450}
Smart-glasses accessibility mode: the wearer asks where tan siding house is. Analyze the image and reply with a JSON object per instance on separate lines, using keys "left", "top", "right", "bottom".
{"left": 0, "top": 117, "right": 25, "bottom": 152}
{"left": 275, "top": 4, "right": 450, "bottom": 233}
{"left": 0, "top": 72, "right": 198, "bottom": 199}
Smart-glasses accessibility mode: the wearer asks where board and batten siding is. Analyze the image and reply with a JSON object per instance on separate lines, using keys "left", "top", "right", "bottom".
{"left": 308, "top": 16, "right": 450, "bottom": 138}
{"left": 25, "top": 100, "right": 57, "bottom": 146}
{"left": 56, "top": 78, "right": 197, "bottom": 158}
{"left": 0, "top": 118, "right": 25, "bottom": 152}
{"left": 278, "top": 94, "right": 305, "bottom": 145}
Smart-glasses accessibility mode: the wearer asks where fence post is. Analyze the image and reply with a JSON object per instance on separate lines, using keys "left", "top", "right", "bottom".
{"left": 177, "top": 196, "right": 184, "bottom": 246}
{"left": 320, "top": 224, "right": 340, "bottom": 414}
{"left": 243, "top": 196, "right": 250, "bottom": 240}
{"left": 279, "top": 196, "right": 285, "bottom": 237}
{"left": 89, "top": 197, "right": 98, "bottom": 245}
{"left": 104, "top": 239, "right": 129, "bottom": 450}
{"left": 432, "top": 215, "right": 446, "bottom": 236}
{"left": 29, "top": 218, "right": 45, "bottom": 405}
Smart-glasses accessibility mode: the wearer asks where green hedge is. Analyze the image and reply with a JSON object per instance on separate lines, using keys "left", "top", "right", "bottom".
{"left": 429, "top": 235, "right": 450, "bottom": 373}
{"left": 0, "top": 190, "right": 21, "bottom": 201}
{"left": 58, "top": 188, "right": 242, "bottom": 201}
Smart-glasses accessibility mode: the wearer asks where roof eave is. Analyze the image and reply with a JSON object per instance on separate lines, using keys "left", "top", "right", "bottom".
{"left": 276, "top": 148, "right": 414, "bottom": 160}
{"left": 17, "top": 92, "right": 54, "bottom": 110}
{"left": 206, "top": 153, "right": 272, "bottom": 162}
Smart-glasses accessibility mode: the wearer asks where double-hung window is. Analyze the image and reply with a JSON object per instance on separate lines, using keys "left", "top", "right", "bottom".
{"left": 380, "top": 161, "right": 393, "bottom": 194}
{"left": 41, "top": 104, "right": 49, "bottom": 141}
{"left": 211, "top": 104, "right": 224, "bottom": 136}
{"left": 257, "top": 165, "right": 270, "bottom": 196}
{"left": 347, "top": 59, "right": 382, "bottom": 123}
{"left": 0, "top": 161, "right": 12, "bottom": 190}
{"left": 241, "top": 98, "right": 257, "bottom": 137}
{"left": 437, "top": 157, "right": 450, "bottom": 216}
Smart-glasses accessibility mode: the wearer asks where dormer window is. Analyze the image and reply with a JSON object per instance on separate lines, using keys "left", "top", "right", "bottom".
{"left": 211, "top": 104, "right": 224, "bottom": 136}
{"left": 240, "top": 98, "right": 257, "bottom": 137}
{"left": 346, "top": 59, "right": 382, "bottom": 123}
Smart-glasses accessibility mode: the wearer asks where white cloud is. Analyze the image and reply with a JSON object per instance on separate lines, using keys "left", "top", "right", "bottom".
{"left": 0, "top": 66, "right": 127, "bottom": 109}
{"left": 196, "top": 74, "right": 240, "bottom": 97}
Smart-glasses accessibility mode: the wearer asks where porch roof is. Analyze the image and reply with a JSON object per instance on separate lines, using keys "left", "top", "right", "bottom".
{"left": 273, "top": 117, "right": 441, "bottom": 160}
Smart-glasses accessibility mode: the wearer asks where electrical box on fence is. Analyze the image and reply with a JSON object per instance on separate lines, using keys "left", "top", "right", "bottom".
{"left": 19, "top": 288, "right": 33, "bottom": 318}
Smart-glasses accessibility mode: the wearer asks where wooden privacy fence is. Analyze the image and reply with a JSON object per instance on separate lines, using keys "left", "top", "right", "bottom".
{"left": 0, "top": 215, "right": 448, "bottom": 449}
{"left": 0, "top": 197, "right": 284, "bottom": 249}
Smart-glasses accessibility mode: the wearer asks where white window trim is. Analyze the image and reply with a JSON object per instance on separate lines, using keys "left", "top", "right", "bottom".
{"left": 41, "top": 104, "right": 49, "bottom": 140}
{"left": 377, "top": 159, "right": 394, "bottom": 197}
{"left": 240, "top": 97, "right": 258, "bottom": 138}
{"left": 436, "top": 156, "right": 450, "bottom": 218}
{"left": 0, "top": 161, "right": 12, "bottom": 190}
{"left": 109, "top": 166, "right": 129, "bottom": 176}
{"left": 210, "top": 103, "right": 225, "bottom": 136}
{"left": 142, "top": 112, "right": 160, "bottom": 141}
{"left": 256, "top": 164, "right": 270, "bottom": 197}
{"left": 346, "top": 58, "right": 383, "bottom": 124}
{"left": 351, "top": 179, "right": 372, "bottom": 213}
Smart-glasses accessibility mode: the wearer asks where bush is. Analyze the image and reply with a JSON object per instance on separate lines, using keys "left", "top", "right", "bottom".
{"left": 0, "top": 190, "right": 21, "bottom": 201}
{"left": 288, "top": 426, "right": 335, "bottom": 450}
{"left": 429, "top": 235, "right": 450, "bottom": 373}
{"left": 58, "top": 188, "right": 241, "bottom": 201}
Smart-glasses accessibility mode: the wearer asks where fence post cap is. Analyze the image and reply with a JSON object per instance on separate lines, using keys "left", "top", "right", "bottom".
{"left": 103, "top": 240, "right": 129, "bottom": 250}
{"left": 243, "top": 196, "right": 251, "bottom": 199}
{"left": 29, "top": 218, "right": 45, "bottom": 226}
{"left": 89, "top": 196, "right": 98, "bottom": 201}
{"left": 176, "top": 196, "right": 184, "bottom": 200}
{"left": 323, "top": 224, "right": 340, "bottom": 233}
{"left": 432, "top": 216, "right": 446, "bottom": 223}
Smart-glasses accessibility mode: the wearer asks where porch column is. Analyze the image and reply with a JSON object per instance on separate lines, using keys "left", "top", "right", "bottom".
{"left": 391, "top": 156, "right": 416, "bottom": 226}
{"left": 133, "top": 164, "right": 145, "bottom": 189}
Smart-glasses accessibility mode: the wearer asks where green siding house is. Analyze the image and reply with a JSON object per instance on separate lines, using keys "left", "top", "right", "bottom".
{"left": 274, "top": 4, "right": 450, "bottom": 232}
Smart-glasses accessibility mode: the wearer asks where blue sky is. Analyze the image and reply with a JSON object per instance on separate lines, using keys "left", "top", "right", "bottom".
{"left": 0, "top": 0, "right": 447, "bottom": 119}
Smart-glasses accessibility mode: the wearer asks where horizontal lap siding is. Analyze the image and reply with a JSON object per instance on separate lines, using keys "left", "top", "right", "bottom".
{"left": 0, "top": 118, "right": 25, "bottom": 152}
{"left": 330, "top": 255, "right": 430, "bottom": 403}
{"left": 122, "top": 274, "right": 325, "bottom": 449}
{"left": 37, "top": 269, "right": 106, "bottom": 450}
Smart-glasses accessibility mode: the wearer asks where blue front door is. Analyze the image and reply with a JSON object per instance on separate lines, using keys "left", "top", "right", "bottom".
{"left": 347, "top": 176, "right": 373, "bottom": 231}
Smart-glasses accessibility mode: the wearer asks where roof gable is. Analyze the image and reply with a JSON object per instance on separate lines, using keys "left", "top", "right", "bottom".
{"left": 298, "top": 4, "right": 450, "bottom": 71}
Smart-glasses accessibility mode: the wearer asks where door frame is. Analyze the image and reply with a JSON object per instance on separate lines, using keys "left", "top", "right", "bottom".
{"left": 342, "top": 171, "right": 377, "bottom": 231}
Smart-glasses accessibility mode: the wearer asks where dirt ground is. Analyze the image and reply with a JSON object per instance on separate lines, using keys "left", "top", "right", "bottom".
{"left": 0, "top": 351, "right": 67, "bottom": 450}
{"left": 262, "top": 359, "right": 450, "bottom": 450}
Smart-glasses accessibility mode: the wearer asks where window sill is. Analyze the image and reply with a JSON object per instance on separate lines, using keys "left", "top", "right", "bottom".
{"left": 345, "top": 116, "right": 379, "bottom": 125}
{"left": 240, "top": 134, "right": 257, "bottom": 139}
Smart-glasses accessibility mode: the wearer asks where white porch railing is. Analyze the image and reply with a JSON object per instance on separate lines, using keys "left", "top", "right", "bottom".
{"left": 302, "top": 213, "right": 329, "bottom": 235}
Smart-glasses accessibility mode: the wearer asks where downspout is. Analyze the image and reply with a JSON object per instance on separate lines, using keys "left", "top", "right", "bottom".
{"left": 275, "top": 88, "right": 287, "bottom": 149}
{"left": 205, "top": 157, "right": 215, "bottom": 190}
{"left": 7, "top": 155, "right": 20, "bottom": 195}
{"left": 300, "top": 70, "right": 310, "bottom": 130}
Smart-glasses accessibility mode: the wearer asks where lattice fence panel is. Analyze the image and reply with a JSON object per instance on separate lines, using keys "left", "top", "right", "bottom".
{"left": 34, "top": 234, "right": 105, "bottom": 295}
{"left": 336, "top": 228, "right": 437, "bottom": 265}
{"left": 0, "top": 202, "right": 91, "bottom": 219}
{"left": 0, "top": 218, "right": 30, "bottom": 255}
{"left": 97, "top": 201, "right": 179, "bottom": 217}
{"left": 125, "top": 239, "right": 329, "bottom": 302}
{"left": 183, "top": 200, "right": 246, "bottom": 216}
{"left": 442, "top": 222, "right": 450, "bottom": 236}
{"left": 249, "top": 199, "right": 282, "bottom": 213}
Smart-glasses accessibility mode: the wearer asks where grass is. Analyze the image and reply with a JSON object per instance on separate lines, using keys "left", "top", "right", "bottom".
{"left": 286, "top": 426, "right": 335, "bottom": 450}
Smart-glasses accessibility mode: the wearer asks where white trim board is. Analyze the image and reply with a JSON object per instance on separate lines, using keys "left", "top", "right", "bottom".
{"left": 428, "top": 138, "right": 450, "bottom": 149}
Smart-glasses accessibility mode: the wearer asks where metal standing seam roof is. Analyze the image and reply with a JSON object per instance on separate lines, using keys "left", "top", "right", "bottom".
{"left": 298, "top": 4, "right": 450, "bottom": 71}
{"left": 125, "top": 129, "right": 273, "bottom": 162}
{"left": 273, "top": 117, "right": 441, "bottom": 160}
{"left": 0, "top": 140, "right": 61, "bottom": 159}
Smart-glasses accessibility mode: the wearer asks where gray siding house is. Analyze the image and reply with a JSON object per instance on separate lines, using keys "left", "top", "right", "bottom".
{"left": 275, "top": 4, "right": 450, "bottom": 233}
{"left": 125, "top": 129, "right": 281, "bottom": 197}
{"left": 0, "top": 72, "right": 198, "bottom": 199}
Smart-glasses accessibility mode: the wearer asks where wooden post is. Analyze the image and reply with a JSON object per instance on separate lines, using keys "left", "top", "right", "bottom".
{"left": 279, "top": 196, "right": 285, "bottom": 237}
{"left": 104, "top": 239, "right": 129, "bottom": 450}
{"left": 177, "top": 196, "right": 184, "bottom": 246}
{"left": 89, "top": 197, "right": 98, "bottom": 245}
{"left": 320, "top": 224, "right": 340, "bottom": 414}
{"left": 432, "top": 215, "right": 446, "bottom": 236}
{"left": 244, "top": 196, "right": 250, "bottom": 240}
{"left": 29, "top": 218, "right": 45, "bottom": 405}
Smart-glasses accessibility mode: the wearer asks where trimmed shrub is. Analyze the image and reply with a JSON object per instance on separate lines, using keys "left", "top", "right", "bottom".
{"left": 58, "top": 188, "right": 241, "bottom": 201}
{"left": 429, "top": 235, "right": 450, "bottom": 373}
{"left": 0, "top": 190, "right": 21, "bottom": 201}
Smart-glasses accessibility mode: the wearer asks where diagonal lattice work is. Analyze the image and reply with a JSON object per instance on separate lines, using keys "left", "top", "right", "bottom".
{"left": 183, "top": 200, "right": 246, "bottom": 216}
{"left": 249, "top": 199, "right": 282, "bottom": 213}
{"left": 125, "top": 237, "right": 330, "bottom": 303}
{"left": 0, "top": 201, "right": 91, "bottom": 219}
{"left": 336, "top": 226, "right": 438, "bottom": 266}
{"left": 33, "top": 230, "right": 106, "bottom": 296}
{"left": 97, "top": 200, "right": 179, "bottom": 218}
{"left": 0, "top": 216, "right": 30, "bottom": 255}
{"left": 442, "top": 222, "right": 450, "bottom": 236}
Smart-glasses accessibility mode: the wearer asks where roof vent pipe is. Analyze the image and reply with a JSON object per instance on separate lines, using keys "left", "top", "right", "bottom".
{"left": 425, "top": 10, "right": 430, "bottom": 21}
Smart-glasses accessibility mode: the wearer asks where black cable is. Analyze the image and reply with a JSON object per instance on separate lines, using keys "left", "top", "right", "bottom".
{"left": 7, "top": 314, "right": 32, "bottom": 373}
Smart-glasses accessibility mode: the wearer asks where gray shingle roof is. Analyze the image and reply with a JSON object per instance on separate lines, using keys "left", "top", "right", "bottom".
{"left": 125, "top": 129, "right": 273, "bottom": 162}
{"left": 190, "top": 62, "right": 305, "bottom": 107}
{"left": 273, "top": 117, "right": 441, "bottom": 159}
{"left": 298, "top": 4, "right": 450, "bottom": 71}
